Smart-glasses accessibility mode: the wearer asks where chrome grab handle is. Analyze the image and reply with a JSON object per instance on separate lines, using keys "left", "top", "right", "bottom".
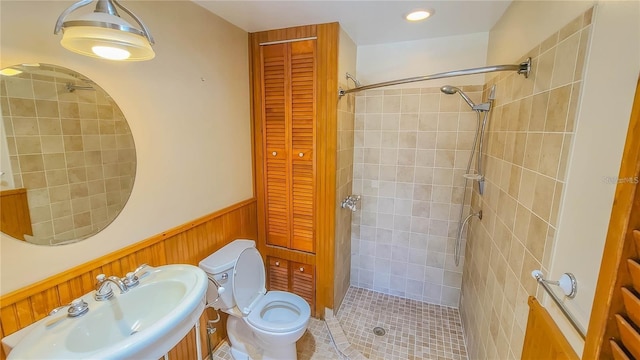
{"left": 531, "top": 270, "right": 585, "bottom": 339}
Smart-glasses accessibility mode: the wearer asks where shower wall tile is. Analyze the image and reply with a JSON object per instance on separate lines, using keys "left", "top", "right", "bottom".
{"left": 334, "top": 30, "right": 357, "bottom": 312}
{"left": 351, "top": 85, "right": 481, "bottom": 307}
{"left": 459, "top": 9, "right": 593, "bottom": 360}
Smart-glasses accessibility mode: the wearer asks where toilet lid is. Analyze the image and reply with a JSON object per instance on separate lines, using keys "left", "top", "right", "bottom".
{"left": 233, "top": 247, "right": 266, "bottom": 315}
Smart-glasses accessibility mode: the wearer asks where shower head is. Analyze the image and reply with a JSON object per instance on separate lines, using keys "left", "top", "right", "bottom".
{"left": 440, "top": 85, "right": 476, "bottom": 109}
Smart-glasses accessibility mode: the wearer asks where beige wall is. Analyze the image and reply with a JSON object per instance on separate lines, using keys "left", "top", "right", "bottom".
{"left": 334, "top": 29, "right": 357, "bottom": 312}
{"left": 462, "top": 0, "right": 640, "bottom": 357}
{"left": 0, "top": 1, "right": 252, "bottom": 294}
{"left": 356, "top": 32, "right": 490, "bottom": 89}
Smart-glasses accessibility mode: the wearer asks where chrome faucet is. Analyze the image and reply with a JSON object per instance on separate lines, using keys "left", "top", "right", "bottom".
{"left": 95, "top": 274, "right": 128, "bottom": 301}
{"left": 94, "top": 265, "right": 153, "bottom": 301}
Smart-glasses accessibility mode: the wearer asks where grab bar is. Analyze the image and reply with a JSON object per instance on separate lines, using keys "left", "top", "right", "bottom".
{"left": 531, "top": 270, "right": 586, "bottom": 339}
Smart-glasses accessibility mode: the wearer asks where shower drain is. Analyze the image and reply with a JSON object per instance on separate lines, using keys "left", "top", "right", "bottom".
{"left": 372, "top": 326, "right": 386, "bottom": 336}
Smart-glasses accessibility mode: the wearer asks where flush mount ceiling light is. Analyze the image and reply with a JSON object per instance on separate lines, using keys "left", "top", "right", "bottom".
{"left": 405, "top": 9, "right": 434, "bottom": 22}
{"left": 54, "top": 0, "right": 155, "bottom": 61}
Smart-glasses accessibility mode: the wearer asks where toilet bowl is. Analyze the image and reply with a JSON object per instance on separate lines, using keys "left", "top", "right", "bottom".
{"left": 199, "top": 240, "right": 310, "bottom": 360}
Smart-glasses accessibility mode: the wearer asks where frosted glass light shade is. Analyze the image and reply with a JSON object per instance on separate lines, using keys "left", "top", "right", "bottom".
{"left": 61, "top": 26, "right": 154, "bottom": 61}
{"left": 57, "top": 6, "right": 155, "bottom": 61}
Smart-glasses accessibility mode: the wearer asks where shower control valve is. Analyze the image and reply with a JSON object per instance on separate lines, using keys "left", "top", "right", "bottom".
{"left": 341, "top": 195, "right": 361, "bottom": 212}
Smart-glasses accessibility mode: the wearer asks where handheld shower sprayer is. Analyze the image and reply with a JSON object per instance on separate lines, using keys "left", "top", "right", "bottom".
{"left": 440, "top": 85, "right": 476, "bottom": 109}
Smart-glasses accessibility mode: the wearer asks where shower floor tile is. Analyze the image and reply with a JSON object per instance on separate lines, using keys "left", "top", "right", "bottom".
{"left": 336, "top": 287, "right": 468, "bottom": 360}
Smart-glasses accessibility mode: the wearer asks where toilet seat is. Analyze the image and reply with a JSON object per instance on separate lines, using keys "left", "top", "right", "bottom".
{"left": 233, "top": 248, "right": 310, "bottom": 334}
{"left": 233, "top": 247, "right": 267, "bottom": 315}
{"left": 246, "top": 291, "right": 310, "bottom": 333}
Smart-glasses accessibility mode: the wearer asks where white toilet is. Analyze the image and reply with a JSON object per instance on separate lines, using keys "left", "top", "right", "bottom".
{"left": 199, "top": 239, "right": 310, "bottom": 360}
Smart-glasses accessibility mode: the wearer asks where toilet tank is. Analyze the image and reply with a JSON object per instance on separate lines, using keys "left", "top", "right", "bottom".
{"left": 198, "top": 239, "right": 256, "bottom": 310}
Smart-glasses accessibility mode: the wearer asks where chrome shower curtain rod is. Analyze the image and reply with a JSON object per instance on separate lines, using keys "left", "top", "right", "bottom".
{"left": 338, "top": 57, "right": 531, "bottom": 97}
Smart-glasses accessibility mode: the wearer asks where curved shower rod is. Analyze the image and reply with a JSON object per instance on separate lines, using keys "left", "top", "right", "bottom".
{"left": 338, "top": 57, "right": 531, "bottom": 97}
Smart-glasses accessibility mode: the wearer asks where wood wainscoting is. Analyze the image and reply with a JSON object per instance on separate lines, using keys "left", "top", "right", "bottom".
{"left": 0, "top": 198, "right": 257, "bottom": 360}
{"left": 522, "top": 297, "right": 579, "bottom": 360}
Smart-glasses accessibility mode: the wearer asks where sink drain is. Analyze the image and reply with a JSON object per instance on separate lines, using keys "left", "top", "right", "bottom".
{"left": 373, "top": 326, "right": 386, "bottom": 336}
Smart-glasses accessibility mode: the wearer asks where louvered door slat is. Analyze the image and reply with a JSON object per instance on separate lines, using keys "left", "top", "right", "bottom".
{"left": 622, "top": 287, "right": 640, "bottom": 327}
{"left": 611, "top": 340, "right": 633, "bottom": 360}
{"left": 633, "top": 230, "right": 640, "bottom": 255}
{"left": 262, "top": 43, "right": 290, "bottom": 247}
{"left": 616, "top": 314, "right": 640, "bottom": 359}
{"left": 627, "top": 259, "right": 640, "bottom": 293}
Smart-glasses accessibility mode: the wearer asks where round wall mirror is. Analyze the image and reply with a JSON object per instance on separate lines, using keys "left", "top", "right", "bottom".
{"left": 0, "top": 63, "right": 136, "bottom": 245}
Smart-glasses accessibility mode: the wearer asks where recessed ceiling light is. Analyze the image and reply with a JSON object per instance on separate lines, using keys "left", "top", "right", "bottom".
{"left": 405, "top": 9, "right": 434, "bottom": 22}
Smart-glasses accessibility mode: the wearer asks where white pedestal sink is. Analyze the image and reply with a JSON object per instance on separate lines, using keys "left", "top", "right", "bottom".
{"left": 6, "top": 264, "right": 207, "bottom": 359}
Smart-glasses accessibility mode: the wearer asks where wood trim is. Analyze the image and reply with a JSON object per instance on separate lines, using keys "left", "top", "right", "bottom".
{"left": 583, "top": 77, "right": 640, "bottom": 359}
{"left": 522, "top": 297, "right": 580, "bottom": 360}
{"left": 0, "top": 188, "right": 32, "bottom": 241}
{"left": 250, "top": 25, "right": 317, "bottom": 47}
{"left": 315, "top": 22, "right": 339, "bottom": 317}
{"left": 250, "top": 29, "right": 271, "bottom": 263}
{"left": 0, "top": 198, "right": 257, "bottom": 360}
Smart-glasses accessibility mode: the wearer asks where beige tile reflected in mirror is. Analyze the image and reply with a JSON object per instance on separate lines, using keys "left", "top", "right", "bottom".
{"left": 0, "top": 64, "right": 136, "bottom": 245}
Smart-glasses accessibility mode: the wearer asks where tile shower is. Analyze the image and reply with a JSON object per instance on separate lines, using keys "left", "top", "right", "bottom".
{"left": 344, "top": 7, "right": 593, "bottom": 360}
{"left": 350, "top": 85, "right": 482, "bottom": 306}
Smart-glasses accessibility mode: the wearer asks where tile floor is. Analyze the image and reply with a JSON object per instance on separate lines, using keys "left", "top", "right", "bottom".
{"left": 210, "top": 286, "right": 468, "bottom": 360}
{"left": 337, "top": 287, "right": 468, "bottom": 360}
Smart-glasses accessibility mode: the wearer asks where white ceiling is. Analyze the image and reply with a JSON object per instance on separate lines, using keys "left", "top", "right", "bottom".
{"left": 194, "top": 1, "right": 512, "bottom": 46}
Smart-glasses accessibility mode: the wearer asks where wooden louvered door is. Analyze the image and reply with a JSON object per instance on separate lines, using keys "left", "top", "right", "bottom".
{"left": 261, "top": 43, "right": 290, "bottom": 248}
{"left": 289, "top": 40, "right": 316, "bottom": 253}
{"left": 610, "top": 230, "right": 640, "bottom": 360}
{"left": 260, "top": 39, "right": 316, "bottom": 253}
